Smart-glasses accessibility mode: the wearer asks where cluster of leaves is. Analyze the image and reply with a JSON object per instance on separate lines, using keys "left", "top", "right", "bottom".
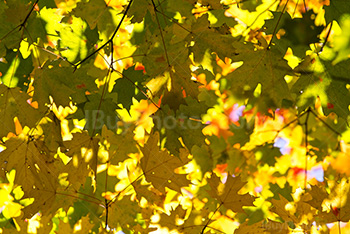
{"left": 1, "top": 0, "right": 350, "bottom": 233}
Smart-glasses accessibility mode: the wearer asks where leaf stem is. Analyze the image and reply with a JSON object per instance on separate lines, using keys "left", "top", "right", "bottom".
{"left": 73, "top": 0, "right": 134, "bottom": 69}
{"left": 201, "top": 201, "right": 222, "bottom": 233}
{"left": 267, "top": 0, "right": 290, "bottom": 49}
{"left": 309, "top": 108, "right": 342, "bottom": 136}
{"left": 151, "top": 0, "right": 170, "bottom": 67}
{"left": 319, "top": 21, "right": 333, "bottom": 54}
{"left": 19, "top": 0, "right": 39, "bottom": 30}
{"left": 303, "top": 107, "right": 311, "bottom": 190}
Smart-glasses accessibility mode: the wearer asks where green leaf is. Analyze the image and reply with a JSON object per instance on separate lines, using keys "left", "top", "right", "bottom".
{"left": 72, "top": 0, "right": 108, "bottom": 29}
{"left": 112, "top": 65, "right": 148, "bottom": 112}
{"left": 83, "top": 93, "right": 120, "bottom": 134}
{"left": 191, "top": 14, "right": 236, "bottom": 62}
{"left": 255, "top": 143, "right": 282, "bottom": 166}
{"left": 322, "top": 59, "right": 350, "bottom": 118}
{"left": 228, "top": 119, "right": 254, "bottom": 147}
{"left": 140, "top": 132, "right": 191, "bottom": 193}
{"left": 101, "top": 125, "right": 138, "bottom": 165}
{"left": 208, "top": 135, "right": 226, "bottom": 157}
{"left": 127, "top": 0, "right": 152, "bottom": 23}
{"left": 264, "top": 11, "right": 323, "bottom": 57}
{"left": 269, "top": 182, "right": 293, "bottom": 201}
{"left": 0, "top": 84, "right": 40, "bottom": 137}
{"left": 208, "top": 9, "right": 237, "bottom": 28}
{"left": 239, "top": 0, "right": 262, "bottom": 12}
{"left": 37, "top": 0, "right": 56, "bottom": 9}
{"left": 167, "top": 0, "right": 194, "bottom": 20}
{"left": 332, "top": 14, "right": 350, "bottom": 63}
{"left": 293, "top": 58, "right": 350, "bottom": 118}
{"left": 226, "top": 43, "right": 293, "bottom": 109}
{"left": 56, "top": 15, "right": 99, "bottom": 63}
{"left": 154, "top": 97, "right": 207, "bottom": 155}
{"left": 0, "top": 49, "right": 33, "bottom": 89}
{"left": 191, "top": 145, "right": 213, "bottom": 174}
{"left": 33, "top": 61, "right": 97, "bottom": 108}
{"left": 324, "top": 0, "right": 350, "bottom": 24}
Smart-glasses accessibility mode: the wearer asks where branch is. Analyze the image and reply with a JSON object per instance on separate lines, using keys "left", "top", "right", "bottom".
{"left": 73, "top": 0, "right": 134, "bottom": 70}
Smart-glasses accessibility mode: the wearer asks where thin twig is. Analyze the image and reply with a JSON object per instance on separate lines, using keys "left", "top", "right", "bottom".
{"left": 267, "top": 0, "right": 290, "bottom": 49}
{"left": 19, "top": 0, "right": 39, "bottom": 30}
{"left": 201, "top": 196, "right": 222, "bottom": 233}
{"left": 303, "top": 108, "right": 311, "bottom": 190}
{"left": 151, "top": 0, "right": 170, "bottom": 67}
{"left": 319, "top": 21, "right": 333, "bottom": 54}
{"left": 73, "top": 0, "right": 134, "bottom": 69}
{"left": 309, "top": 108, "right": 342, "bottom": 136}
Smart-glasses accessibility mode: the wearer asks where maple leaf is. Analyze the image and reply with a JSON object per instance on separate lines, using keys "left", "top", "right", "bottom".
{"left": 0, "top": 136, "right": 74, "bottom": 217}
{"left": 140, "top": 132, "right": 191, "bottom": 193}
{"left": 0, "top": 84, "right": 40, "bottom": 137}
{"left": 111, "top": 65, "right": 149, "bottom": 112}
{"left": 254, "top": 143, "right": 282, "bottom": 166}
{"left": 67, "top": 174, "right": 109, "bottom": 227}
{"left": 321, "top": 59, "right": 350, "bottom": 118}
{"left": 259, "top": 219, "right": 291, "bottom": 234}
{"left": 307, "top": 183, "right": 350, "bottom": 223}
{"left": 191, "top": 14, "right": 236, "bottom": 62}
{"left": 207, "top": 173, "right": 255, "bottom": 213}
{"left": 293, "top": 57, "right": 350, "bottom": 118}
{"left": 158, "top": 204, "right": 215, "bottom": 234}
{"left": 61, "top": 132, "right": 100, "bottom": 189}
{"left": 133, "top": 224, "right": 158, "bottom": 234}
{"left": 127, "top": 0, "right": 152, "bottom": 23}
{"left": 0, "top": 137, "right": 57, "bottom": 195}
{"left": 159, "top": 205, "right": 187, "bottom": 231}
{"left": 227, "top": 118, "right": 254, "bottom": 147}
{"left": 234, "top": 220, "right": 266, "bottom": 234}
{"left": 324, "top": 0, "right": 350, "bottom": 25}
{"left": 264, "top": 11, "right": 323, "bottom": 57}
{"left": 2, "top": 0, "right": 350, "bottom": 232}
{"left": 78, "top": 92, "right": 120, "bottom": 134}
{"left": 72, "top": 0, "right": 109, "bottom": 30}
{"left": 162, "top": 68, "right": 201, "bottom": 111}
{"left": 225, "top": 43, "right": 293, "bottom": 109}
{"left": 191, "top": 144, "right": 213, "bottom": 174}
{"left": 101, "top": 125, "right": 138, "bottom": 165}
{"left": 56, "top": 15, "right": 99, "bottom": 63}
{"left": 39, "top": 111, "right": 64, "bottom": 153}
{"left": 131, "top": 178, "right": 164, "bottom": 205}
{"left": 269, "top": 182, "right": 293, "bottom": 202}
{"left": 0, "top": 0, "right": 31, "bottom": 54}
{"left": 166, "top": 0, "right": 195, "bottom": 20}
{"left": 108, "top": 195, "right": 142, "bottom": 231}
{"left": 33, "top": 61, "right": 98, "bottom": 108}
{"left": 0, "top": 49, "right": 33, "bottom": 90}
{"left": 154, "top": 96, "right": 208, "bottom": 156}
{"left": 270, "top": 194, "right": 299, "bottom": 224}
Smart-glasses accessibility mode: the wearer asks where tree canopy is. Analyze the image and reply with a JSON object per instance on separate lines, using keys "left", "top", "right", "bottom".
{"left": 1, "top": 0, "right": 350, "bottom": 233}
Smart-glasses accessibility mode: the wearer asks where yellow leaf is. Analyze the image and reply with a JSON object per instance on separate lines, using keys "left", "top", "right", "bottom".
{"left": 140, "top": 132, "right": 191, "bottom": 193}
{"left": 2, "top": 201, "right": 22, "bottom": 218}
{"left": 62, "top": 132, "right": 99, "bottom": 189}
{"left": 207, "top": 173, "right": 256, "bottom": 213}
{"left": 270, "top": 195, "right": 298, "bottom": 223}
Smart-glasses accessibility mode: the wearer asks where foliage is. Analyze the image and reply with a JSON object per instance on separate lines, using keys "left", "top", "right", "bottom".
{"left": 1, "top": 0, "right": 350, "bottom": 233}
